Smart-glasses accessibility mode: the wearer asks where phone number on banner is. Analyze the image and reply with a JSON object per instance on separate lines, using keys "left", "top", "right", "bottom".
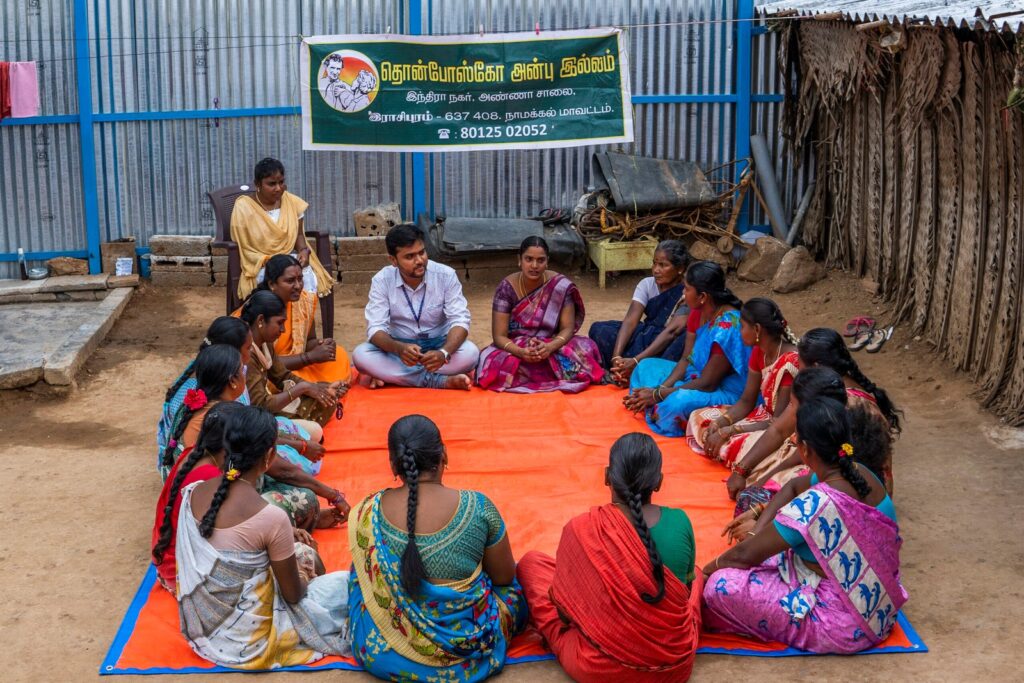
{"left": 458, "top": 124, "right": 549, "bottom": 140}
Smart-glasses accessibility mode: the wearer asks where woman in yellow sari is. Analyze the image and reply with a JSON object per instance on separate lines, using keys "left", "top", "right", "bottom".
{"left": 230, "top": 157, "right": 334, "bottom": 300}
{"left": 244, "top": 254, "right": 352, "bottom": 384}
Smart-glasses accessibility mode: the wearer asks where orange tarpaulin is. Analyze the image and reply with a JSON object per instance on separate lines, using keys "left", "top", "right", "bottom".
{"left": 105, "top": 386, "right": 922, "bottom": 674}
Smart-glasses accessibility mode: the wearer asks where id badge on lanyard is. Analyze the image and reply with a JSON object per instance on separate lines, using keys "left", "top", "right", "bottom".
{"left": 401, "top": 281, "right": 429, "bottom": 339}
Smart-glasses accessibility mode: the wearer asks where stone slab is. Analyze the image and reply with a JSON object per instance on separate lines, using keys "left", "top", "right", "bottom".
{"left": 43, "top": 288, "right": 134, "bottom": 386}
{"left": 149, "top": 235, "right": 213, "bottom": 257}
{"left": 38, "top": 274, "right": 110, "bottom": 293}
{"left": 152, "top": 271, "right": 212, "bottom": 287}
{"left": 0, "top": 279, "right": 46, "bottom": 299}
{"left": 336, "top": 236, "right": 388, "bottom": 257}
{"left": 107, "top": 274, "right": 141, "bottom": 288}
{"left": 47, "top": 256, "right": 89, "bottom": 276}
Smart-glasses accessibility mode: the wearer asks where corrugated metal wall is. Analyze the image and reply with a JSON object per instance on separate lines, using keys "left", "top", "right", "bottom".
{"left": 1, "top": 0, "right": 797, "bottom": 277}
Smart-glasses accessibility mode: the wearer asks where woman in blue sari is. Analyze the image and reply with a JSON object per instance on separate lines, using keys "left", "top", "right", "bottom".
{"left": 349, "top": 415, "right": 527, "bottom": 682}
{"left": 625, "top": 261, "right": 751, "bottom": 437}
{"left": 588, "top": 240, "right": 691, "bottom": 385}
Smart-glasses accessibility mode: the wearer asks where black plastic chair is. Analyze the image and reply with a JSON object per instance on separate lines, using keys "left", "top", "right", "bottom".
{"left": 207, "top": 184, "right": 334, "bottom": 338}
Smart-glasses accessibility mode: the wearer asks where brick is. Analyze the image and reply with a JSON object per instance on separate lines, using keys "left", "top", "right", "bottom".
{"left": 149, "top": 235, "right": 213, "bottom": 257}
{"left": 338, "top": 270, "right": 378, "bottom": 286}
{"left": 336, "top": 236, "right": 388, "bottom": 257}
{"left": 107, "top": 274, "right": 140, "bottom": 288}
{"left": 339, "top": 253, "right": 391, "bottom": 271}
{"left": 151, "top": 270, "right": 212, "bottom": 287}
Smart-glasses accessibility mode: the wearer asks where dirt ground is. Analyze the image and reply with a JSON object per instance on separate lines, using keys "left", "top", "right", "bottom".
{"left": 1, "top": 266, "right": 1022, "bottom": 682}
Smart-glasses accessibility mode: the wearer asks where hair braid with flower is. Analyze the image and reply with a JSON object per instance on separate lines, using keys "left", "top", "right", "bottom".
{"left": 163, "top": 317, "right": 249, "bottom": 404}
{"left": 796, "top": 398, "right": 872, "bottom": 498}
{"left": 161, "top": 345, "right": 242, "bottom": 469}
{"left": 198, "top": 406, "right": 278, "bottom": 538}
{"left": 608, "top": 432, "right": 666, "bottom": 603}
{"left": 152, "top": 402, "right": 245, "bottom": 564}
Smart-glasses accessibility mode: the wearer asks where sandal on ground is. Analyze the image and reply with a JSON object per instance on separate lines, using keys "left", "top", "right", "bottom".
{"left": 866, "top": 326, "right": 893, "bottom": 353}
{"left": 843, "top": 316, "right": 876, "bottom": 338}
{"left": 849, "top": 325, "right": 876, "bottom": 351}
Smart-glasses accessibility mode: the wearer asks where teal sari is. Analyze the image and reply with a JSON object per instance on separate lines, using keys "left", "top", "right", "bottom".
{"left": 348, "top": 492, "right": 527, "bottom": 682}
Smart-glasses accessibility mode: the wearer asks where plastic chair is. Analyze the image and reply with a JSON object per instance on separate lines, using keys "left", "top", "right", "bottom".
{"left": 207, "top": 184, "right": 335, "bottom": 338}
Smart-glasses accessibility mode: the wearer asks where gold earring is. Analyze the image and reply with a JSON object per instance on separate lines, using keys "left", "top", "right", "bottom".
{"left": 755, "top": 332, "right": 760, "bottom": 343}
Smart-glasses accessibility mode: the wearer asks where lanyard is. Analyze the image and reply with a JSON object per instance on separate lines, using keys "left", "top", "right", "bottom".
{"left": 400, "top": 280, "right": 427, "bottom": 332}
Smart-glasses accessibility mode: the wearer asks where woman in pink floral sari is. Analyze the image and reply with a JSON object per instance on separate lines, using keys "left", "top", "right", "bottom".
{"left": 687, "top": 298, "right": 799, "bottom": 468}
{"left": 702, "top": 397, "right": 907, "bottom": 654}
{"left": 477, "top": 237, "right": 605, "bottom": 393}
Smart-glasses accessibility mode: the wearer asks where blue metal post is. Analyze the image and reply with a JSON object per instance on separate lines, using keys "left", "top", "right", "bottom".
{"left": 733, "top": 0, "right": 754, "bottom": 236}
{"left": 74, "top": 0, "right": 102, "bottom": 273}
{"left": 409, "top": 0, "right": 427, "bottom": 222}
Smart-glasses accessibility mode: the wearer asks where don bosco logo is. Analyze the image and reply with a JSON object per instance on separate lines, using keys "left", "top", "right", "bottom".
{"left": 318, "top": 50, "right": 380, "bottom": 113}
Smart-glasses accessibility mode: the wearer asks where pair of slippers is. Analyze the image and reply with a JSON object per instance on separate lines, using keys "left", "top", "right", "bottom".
{"left": 843, "top": 317, "right": 893, "bottom": 353}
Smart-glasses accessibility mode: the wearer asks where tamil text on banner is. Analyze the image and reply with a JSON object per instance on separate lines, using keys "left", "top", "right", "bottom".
{"left": 300, "top": 28, "right": 633, "bottom": 152}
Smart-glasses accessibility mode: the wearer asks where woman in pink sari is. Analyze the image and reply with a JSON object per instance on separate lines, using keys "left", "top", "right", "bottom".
{"left": 702, "top": 397, "right": 907, "bottom": 654}
{"left": 477, "top": 237, "right": 605, "bottom": 393}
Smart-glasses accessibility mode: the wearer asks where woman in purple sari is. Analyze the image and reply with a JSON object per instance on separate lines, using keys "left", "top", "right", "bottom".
{"left": 477, "top": 237, "right": 606, "bottom": 393}
{"left": 701, "top": 397, "right": 907, "bottom": 654}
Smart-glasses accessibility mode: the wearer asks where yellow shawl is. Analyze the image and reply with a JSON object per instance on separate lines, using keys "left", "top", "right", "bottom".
{"left": 229, "top": 191, "right": 334, "bottom": 299}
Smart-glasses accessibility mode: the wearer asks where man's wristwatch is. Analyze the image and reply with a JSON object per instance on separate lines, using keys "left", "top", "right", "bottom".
{"left": 439, "top": 349, "right": 451, "bottom": 364}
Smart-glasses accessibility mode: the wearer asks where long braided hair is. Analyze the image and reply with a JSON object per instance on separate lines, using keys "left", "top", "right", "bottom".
{"left": 152, "top": 401, "right": 245, "bottom": 564}
{"left": 740, "top": 297, "right": 799, "bottom": 345}
{"left": 607, "top": 432, "right": 666, "bottom": 603}
{"left": 387, "top": 414, "right": 445, "bottom": 595}
{"left": 198, "top": 406, "right": 278, "bottom": 538}
{"left": 685, "top": 261, "right": 743, "bottom": 310}
{"left": 164, "top": 316, "right": 249, "bottom": 404}
{"left": 793, "top": 367, "right": 848, "bottom": 405}
{"left": 798, "top": 328, "right": 902, "bottom": 435}
{"left": 796, "top": 398, "right": 872, "bottom": 498}
{"left": 161, "top": 345, "right": 242, "bottom": 469}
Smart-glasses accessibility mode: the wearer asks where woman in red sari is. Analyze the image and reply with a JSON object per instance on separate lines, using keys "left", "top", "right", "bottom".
{"left": 517, "top": 433, "right": 702, "bottom": 682}
{"left": 477, "top": 236, "right": 605, "bottom": 393}
{"left": 686, "top": 298, "right": 799, "bottom": 468}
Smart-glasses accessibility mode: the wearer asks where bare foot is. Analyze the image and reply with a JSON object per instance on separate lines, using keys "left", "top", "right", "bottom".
{"left": 360, "top": 374, "right": 386, "bottom": 389}
{"left": 445, "top": 374, "right": 472, "bottom": 390}
{"left": 315, "top": 509, "right": 343, "bottom": 529}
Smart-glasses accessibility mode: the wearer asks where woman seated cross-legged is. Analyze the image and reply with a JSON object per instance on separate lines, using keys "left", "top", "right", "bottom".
{"left": 702, "top": 397, "right": 907, "bottom": 654}
{"left": 247, "top": 253, "right": 352, "bottom": 385}
{"left": 624, "top": 261, "right": 751, "bottom": 436}
{"left": 687, "top": 297, "right": 799, "bottom": 467}
{"left": 348, "top": 415, "right": 527, "bottom": 682}
{"left": 477, "top": 236, "right": 606, "bottom": 393}
{"left": 588, "top": 239, "right": 692, "bottom": 385}
{"left": 176, "top": 406, "right": 351, "bottom": 669}
{"left": 517, "top": 433, "right": 702, "bottom": 682}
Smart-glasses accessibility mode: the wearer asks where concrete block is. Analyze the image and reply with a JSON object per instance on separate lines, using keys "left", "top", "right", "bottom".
{"left": 211, "top": 244, "right": 229, "bottom": 257}
{"left": 211, "top": 255, "right": 229, "bottom": 273}
{"left": 43, "top": 287, "right": 134, "bottom": 386}
{"left": 152, "top": 270, "right": 213, "bottom": 287}
{"left": 338, "top": 270, "right": 378, "bottom": 285}
{"left": 354, "top": 202, "right": 402, "bottom": 237}
{"left": 150, "top": 235, "right": 213, "bottom": 257}
{"left": 101, "top": 238, "right": 136, "bottom": 274}
{"left": 336, "top": 236, "right": 388, "bottom": 257}
{"left": 47, "top": 256, "right": 89, "bottom": 276}
{"left": 339, "top": 253, "right": 391, "bottom": 271}
{"left": 457, "top": 266, "right": 510, "bottom": 286}
{"left": 151, "top": 254, "right": 212, "bottom": 268}
{"left": 107, "top": 274, "right": 140, "bottom": 288}
{"left": 38, "top": 274, "right": 110, "bottom": 293}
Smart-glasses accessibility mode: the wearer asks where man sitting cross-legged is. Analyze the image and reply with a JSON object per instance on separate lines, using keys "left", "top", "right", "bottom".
{"left": 352, "top": 224, "right": 478, "bottom": 390}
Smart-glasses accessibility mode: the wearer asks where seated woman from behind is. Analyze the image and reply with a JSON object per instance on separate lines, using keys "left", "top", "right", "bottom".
{"left": 517, "top": 433, "right": 702, "bottom": 682}
{"left": 724, "top": 327, "right": 902, "bottom": 499}
{"left": 247, "top": 254, "right": 351, "bottom": 384}
{"left": 687, "top": 297, "right": 799, "bottom": 467}
{"left": 588, "top": 239, "right": 692, "bottom": 384}
{"left": 239, "top": 290, "right": 346, "bottom": 426}
{"left": 625, "top": 261, "right": 751, "bottom": 436}
{"left": 348, "top": 415, "right": 527, "bottom": 682}
{"left": 229, "top": 156, "right": 333, "bottom": 300}
{"left": 477, "top": 236, "right": 605, "bottom": 393}
{"left": 702, "top": 397, "right": 907, "bottom": 654}
{"left": 177, "top": 406, "right": 351, "bottom": 668}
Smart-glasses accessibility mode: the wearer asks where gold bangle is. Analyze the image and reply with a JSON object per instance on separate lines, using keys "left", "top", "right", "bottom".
{"left": 502, "top": 341, "right": 514, "bottom": 351}
{"left": 286, "top": 386, "right": 294, "bottom": 400}
{"left": 722, "top": 413, "right": 735, "bottom": 425}
{"left": 714, "top": 556, "right": 721, "bottom": 570}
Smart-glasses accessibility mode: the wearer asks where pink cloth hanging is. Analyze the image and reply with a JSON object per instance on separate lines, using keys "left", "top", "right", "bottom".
{"left": 9, "top": 61, "right": 39, "bottom": 118}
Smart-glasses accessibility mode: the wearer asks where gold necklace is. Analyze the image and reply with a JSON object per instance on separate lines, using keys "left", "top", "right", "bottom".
{"left": 764, "top": 339, "right": 784, "bottom": 367}
{"left": 254, "top": 190, "right": 278, "bottom": 213}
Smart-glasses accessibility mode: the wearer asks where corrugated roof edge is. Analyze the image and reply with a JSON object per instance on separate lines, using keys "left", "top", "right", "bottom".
{"left": 756, "top": 3, "right": 1024, "bottom": 32}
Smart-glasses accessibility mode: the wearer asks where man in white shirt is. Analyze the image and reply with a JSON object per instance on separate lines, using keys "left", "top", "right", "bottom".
{"left": 352, "top": 224, "right": 478, "bottom": 389}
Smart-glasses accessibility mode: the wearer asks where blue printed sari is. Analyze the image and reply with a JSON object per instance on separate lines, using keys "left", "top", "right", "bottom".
{"left": 348, "top": 492, "right": 528, "bottom": 682}
{"left": 588, "top": 283, "right": 687, "bottom": 368}
{"left": 630, "top": 308, "right": 751, "bottom": 436}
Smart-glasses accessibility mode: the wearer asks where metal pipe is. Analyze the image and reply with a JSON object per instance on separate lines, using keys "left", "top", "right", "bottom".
{"left": 749, "top": 134, "right": 789, "bottom": 240}
{"left": 786, "top": 181, "right": 815, "bottom": 246}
